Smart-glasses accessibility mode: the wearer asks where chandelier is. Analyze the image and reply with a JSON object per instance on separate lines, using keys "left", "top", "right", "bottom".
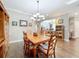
{"left": 31, "top": 0, "right": 45, "bottom": 21}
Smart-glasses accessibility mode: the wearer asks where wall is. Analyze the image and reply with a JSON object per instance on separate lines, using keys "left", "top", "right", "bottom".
{"left": 8, "top": 9, "right": 37, "bottom": 43}
{"left": 60, "top": 14, "right": 70, "bottom": 41}
{"left": 41, "top": 14, "right": 70, "bottom": 42}
{"left": 68, "top": 14, "right": 79, "bottom": 38}
{"left": 8, "top": 9, "right": 70, "bottom": 43}
{"left": 74, "top": 16, "right": 79, "bottom": 38}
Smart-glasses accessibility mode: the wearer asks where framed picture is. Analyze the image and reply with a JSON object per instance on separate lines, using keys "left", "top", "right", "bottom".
{"left": 29, "top": 22, "right": 32, "bottom": 26}
{"left": 19, "top": 20, "right": 28, "bottom": 26}
{"left": 12, "top": 21, "right": 17, "bottom": 26}
{"left": 58, "top": 19, "right": 63, "bottom": 24}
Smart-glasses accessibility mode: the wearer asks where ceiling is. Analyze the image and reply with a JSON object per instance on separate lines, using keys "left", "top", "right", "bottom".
{"left": 2, "top": 0, "right": 79, "bottom": 18}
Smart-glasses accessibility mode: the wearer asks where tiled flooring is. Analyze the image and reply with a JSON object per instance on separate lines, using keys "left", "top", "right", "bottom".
{"left": 6, "top": 39, "right": 79, "bottom": 58}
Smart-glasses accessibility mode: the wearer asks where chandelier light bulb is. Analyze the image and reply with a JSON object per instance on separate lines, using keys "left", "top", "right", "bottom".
{"left": 30, "top": 0, "right": 46, "bottom": 22}
{"left": 33, "top": 15, "right": 37, "bottom": 17}
{"left": 30, "top": 17, "right": 34, "bottom": 19}
{"left": 39, "top": 15, "right": 44, "bottom": 18}
{"left": 43, "top": 17, "right": 45, "bottom": 20}
{"left": 37, "top": 19, "right": 40, "bottom": 21}
{"left": 36, "top": 13, "right": 40, "bottom": 16}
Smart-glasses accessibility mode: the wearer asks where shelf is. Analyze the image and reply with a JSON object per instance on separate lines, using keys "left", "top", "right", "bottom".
{"left": 0, "top": 1, "right": 9, "bottom": 58}
{"left": 56, "top": 25, "right": 64, "bottom": 40}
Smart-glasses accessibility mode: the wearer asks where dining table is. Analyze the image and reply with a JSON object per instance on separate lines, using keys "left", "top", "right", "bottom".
{"left": 26, "top": 33, "right": 50, "bottom": 58}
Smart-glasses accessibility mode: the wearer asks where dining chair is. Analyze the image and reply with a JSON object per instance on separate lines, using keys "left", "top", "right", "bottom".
{"left": 23, "top": 32, "right": 32, "bottom": 56}
{"left": 23, "top": 32, "right": 36, "bottom": 57}
{"left": 38, "top": 32, "right": 57, "bottom": 58}
{"left": 33, "top": 32, "right": 38, "bottom": 36}
{"left": 23, "top": 32, "right": 31, "bottom": 56}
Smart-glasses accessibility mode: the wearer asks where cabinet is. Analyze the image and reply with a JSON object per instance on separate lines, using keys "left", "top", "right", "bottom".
{"left": 0, "top": 1, "right": 9, "bottom": 58}
{"left": 56, "top": 25, "right": 64, "bottom": 40}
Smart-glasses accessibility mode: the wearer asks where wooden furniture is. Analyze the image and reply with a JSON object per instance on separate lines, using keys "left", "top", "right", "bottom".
{"left": 0, "top": 1, "right": 9, "bottom": 58}
{"left": 23, "top": 32, "right": 34, "bottom": 57}
{"left": 23, "top": 32, "right": 29, "bottom": 55}
{"left": 38, "top": 33, "right": 57, "bottom": 58}
{"left": 56, "top": 25, "right": 64, "bottom": 40}
{"left": 26, "top": 33, "right": 50, "bottom": 57}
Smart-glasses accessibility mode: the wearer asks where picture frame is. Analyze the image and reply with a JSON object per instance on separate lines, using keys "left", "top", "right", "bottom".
{"left": 29, "top": 22, "right": 32, "bottom": 26}
{"left": 12, "top": 21, "right": 17, "bottom": 26}
{"left": 58, "top": 19, "right": 63, "bottom": 24}
{"left": 19, "top": 20, "right": 28, "bottom": 26}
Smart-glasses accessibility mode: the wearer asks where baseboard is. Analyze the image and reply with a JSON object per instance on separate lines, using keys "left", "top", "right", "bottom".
{"left": 74, "top": 37, "right": 79, "bottom": 39}
{"left": 64, "top": 39, "right": 69, "bottom": 42}
{"left": 72, "top": 36, "right": 79, "bottom": 39}
{"left": 9, "top": 40, "right": 23, "bottom": 44}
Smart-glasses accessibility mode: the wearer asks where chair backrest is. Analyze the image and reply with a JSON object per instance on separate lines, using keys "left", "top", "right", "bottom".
{"left": 23, "top": 32, "right": 27, "bottom": 35}
{"left": 33, "top": 32, "right": 38, "bottom": 36}
{"left": 23, "top": 32, "right": 27, "bottom": 41}
{"left": 47, "top": 32, "right": 57, "bottom": 55}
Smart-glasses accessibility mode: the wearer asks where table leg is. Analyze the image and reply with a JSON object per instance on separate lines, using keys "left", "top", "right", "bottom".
{"left": 33, "top": 45, "right": 37, "bottom": 58}
{"left": 33, "top": 48, "right": 36, "bottom": 58}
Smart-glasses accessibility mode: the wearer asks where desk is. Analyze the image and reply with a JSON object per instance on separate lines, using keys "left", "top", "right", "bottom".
{"left": 27, "top": 33, "right": 50, "bottom": 57}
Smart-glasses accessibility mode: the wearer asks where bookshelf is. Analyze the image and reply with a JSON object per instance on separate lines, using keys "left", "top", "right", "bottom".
{"left": 56, "top": 25, "right": 64, "bottom": 40}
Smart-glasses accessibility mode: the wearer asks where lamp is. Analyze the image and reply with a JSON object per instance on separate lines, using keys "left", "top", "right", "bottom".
{"left": 31, "top": 0, "right": 45, "bottom": 21}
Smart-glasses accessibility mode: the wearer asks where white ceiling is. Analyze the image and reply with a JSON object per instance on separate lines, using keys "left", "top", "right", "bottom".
{"left": 2, "top": 0, "right": 79, "bottom": 18}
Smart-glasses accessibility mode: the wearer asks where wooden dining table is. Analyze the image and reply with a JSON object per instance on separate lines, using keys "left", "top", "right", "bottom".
{"left": 26, "top": 33, "right": 50, "bottom": 58}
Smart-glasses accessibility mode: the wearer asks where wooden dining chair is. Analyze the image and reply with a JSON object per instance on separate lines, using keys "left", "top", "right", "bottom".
{"left": 23, "top": 32, "right": 35, "bottom": 57}
{"left": 23, "top": 32, "right": 30, "bottom": 56}
{"left": 38, "top": 32, "right": 57, "bottom": 58}
{"left": 33, "top": 32, "right": 38, "bottom": 36}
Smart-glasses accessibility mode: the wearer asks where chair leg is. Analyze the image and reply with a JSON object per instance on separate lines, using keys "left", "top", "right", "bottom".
{"left": 38, "top": 49, "right": 40, "bottom": 58}
{"left": 24, "top": 45, "right": 29, "bottom": 56}
{"left": 46, "top": 55, "right": 48, "bottom": 58}
{"left": 44, "top": 54, "right": 48, "bottom": 58}
{"left": 28, "top": 46, "right": 30, "bottom": 57}
{"left": 24, "top": 45, "right": 27, "bottom": 56}
{"left": 50, "top": 55, "right": 52, "bottom": 58}
{"left": 54, "top": 52, "right": 56, "bottom": 58}
{"left": 38, "top": 52, "right": 40, "bottom": 58}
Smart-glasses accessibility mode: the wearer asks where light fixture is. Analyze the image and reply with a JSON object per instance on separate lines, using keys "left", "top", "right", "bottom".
{"left": 74, "top": 12, "right": 78, "bottom": 15}
{"left": 66, "top": 0, "right": 78, "bottom": 5}
{"left": 31, "top": 0, "right": 45, "bottom": 21}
